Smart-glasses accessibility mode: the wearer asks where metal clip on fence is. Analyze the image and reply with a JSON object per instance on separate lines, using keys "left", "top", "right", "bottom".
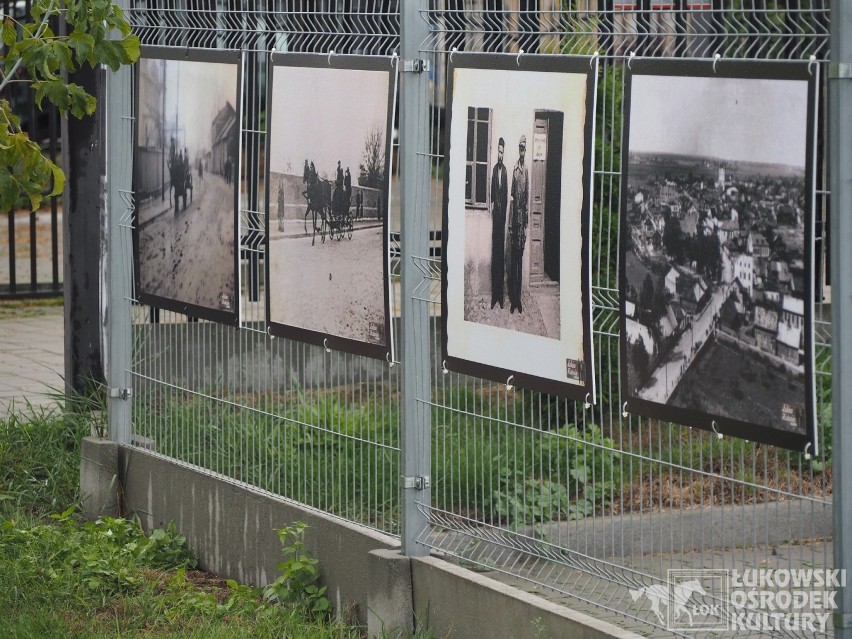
{"left": 506, "top": 375, "right": 514, "bottom": 391}
{"left": 386, "top": 352, "right": 394, "bottom": 368}
{"left": 627, "top": 51, "right": 636, "bottom": 70}
{"left": 590, "top": 50, "right": 599, "bottom": 69}
{"left": 441, "top": 360, "right": 448, "bottom": 375}
{"left": 804, "top": 442, "right": 813, "bottom": 461}
{"left": 584, "top": 393, "right": 592, "bottom": 410}
{"left": 808, "top": 54, "right": 817, "bottom": 76}
{"left": 713, "top": 53, "right": 721, "bottom": 73}
{"left": 622, "top": 401, "right": 629, "bottom": 418}
{"left": 516, "top": 48, "right": 525, "bottom": 66}
{"left": 449, "top": 47, "right": 457, "bottom": 63}
{"left": 327, "top": 50, "right": 335, "bottom": 66}
{"left": 323, "top": 338, "right": 331, "bottom": 353}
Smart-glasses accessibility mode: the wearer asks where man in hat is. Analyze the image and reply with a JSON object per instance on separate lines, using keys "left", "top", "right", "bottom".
{"left": 490, "top": 137, "right": 508, "bottom": 309}
{"left": 508, "top": 134, "right": 529, "bottom": 314}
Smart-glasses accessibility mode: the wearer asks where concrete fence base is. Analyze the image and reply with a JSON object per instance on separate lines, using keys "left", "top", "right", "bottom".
{"left": 112, "top": 445, "right": 640, "bottom": 639}
{"left": 79, "top": 436, "right": 120, "bottom": 519}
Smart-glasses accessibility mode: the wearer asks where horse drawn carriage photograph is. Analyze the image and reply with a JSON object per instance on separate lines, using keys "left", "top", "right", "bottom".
{"left": 301, "top": 159, "right": 354, "bottom": 244}
{"left": 134, "top": 48, "right": 241, "bottom": 323}
{"left": 266, "top": 56, "right": 395, "bottom": 357}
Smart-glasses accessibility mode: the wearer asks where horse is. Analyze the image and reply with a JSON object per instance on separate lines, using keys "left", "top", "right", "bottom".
{"left": 629, "top": 580, "right": 707, "bottom": 627}
{"left": 302, "top": 172, "right": 331, "bottom": 246}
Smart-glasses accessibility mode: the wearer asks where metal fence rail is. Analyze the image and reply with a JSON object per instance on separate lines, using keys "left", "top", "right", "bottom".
{"left": 120, "top": 2, "right": 834, "bottom": 638}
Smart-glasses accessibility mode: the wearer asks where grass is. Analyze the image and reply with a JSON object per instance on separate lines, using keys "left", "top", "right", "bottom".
{"left": 0, "top": 404, "right": 375, "bottom": 639}
{"left": 133, "top": 383, "right": 624, "bottom": 534}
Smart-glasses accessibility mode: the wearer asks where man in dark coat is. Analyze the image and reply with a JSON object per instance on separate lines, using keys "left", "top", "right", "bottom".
{"left": 508, "top": 135, "right": 529, "bottom": 314}
{"left": 490, "top": 137, "right": 508, "bottom": 309}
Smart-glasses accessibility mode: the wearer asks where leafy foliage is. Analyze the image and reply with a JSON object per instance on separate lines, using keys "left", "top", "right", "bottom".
{"left": 263, "top": 522, "right": 333, "bottom": 619}
{"left": 0, "top": 0, "right": 140, "bottom": 211}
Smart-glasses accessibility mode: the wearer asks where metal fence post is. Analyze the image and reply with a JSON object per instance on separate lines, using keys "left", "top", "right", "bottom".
{"left": 400, "top": 0, "right": 431, "bottom": 557}
{"left": 832, "top": 3, "right": 852, "bottom": 636}
{"left": 105, "top": 3, "right": 134, "bottom": 445}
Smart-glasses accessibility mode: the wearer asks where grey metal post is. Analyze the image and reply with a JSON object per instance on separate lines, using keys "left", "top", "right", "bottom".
{"left": 104, "top": 8, "right": 134, "bottom": 444}
{"left": 832, "top": 4, "right": 852, "bottom": 636}
{"left": 399, "top": 0, "right": 431, "bottom": 556}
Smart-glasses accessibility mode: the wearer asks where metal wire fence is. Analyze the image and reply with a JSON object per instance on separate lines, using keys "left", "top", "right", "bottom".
{"left": 122, "top": 2, "right": 833, "bottom": 637}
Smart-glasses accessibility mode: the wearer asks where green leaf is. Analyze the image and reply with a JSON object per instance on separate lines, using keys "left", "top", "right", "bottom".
{"left": 67, "top": 83, "right": 97, "bottom": 118}
{"left": 2, "top": 19, "right": 17, "bottom": 47}
{"left": 67, "top": 30, "right": 95, "bottom": 66}
{"left": 119, "top": 34, "right": 141, "bottom": 64}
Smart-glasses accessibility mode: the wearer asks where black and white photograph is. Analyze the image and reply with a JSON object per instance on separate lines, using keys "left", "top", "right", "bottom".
{"left": 134, "top": 48, "right": 241, "bottom": 324}
{"left": 442, "top": 54, "right": 597, "bottom": 401}
{"left": 620, "top": 60, "right": 817, "bottom": 450}
{"left": 266, "top": 55, "right": 394, "bottom": 359}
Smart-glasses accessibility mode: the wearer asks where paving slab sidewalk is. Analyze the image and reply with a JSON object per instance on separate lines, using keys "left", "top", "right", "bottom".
{"left": 0, "top": 304, "right": 64, "bottom": 417}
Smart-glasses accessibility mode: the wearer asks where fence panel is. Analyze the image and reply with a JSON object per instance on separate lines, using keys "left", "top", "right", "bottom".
{"left": 417, "top": 3, "right": 832, "bottom": 638}
{"left": 126, "top": 0, "right": 404, "bottom": 536}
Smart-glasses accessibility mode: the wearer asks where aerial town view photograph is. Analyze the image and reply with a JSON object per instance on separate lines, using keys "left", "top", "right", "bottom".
{"left": 622, "top": 68, "right": 813, "bottom": 436}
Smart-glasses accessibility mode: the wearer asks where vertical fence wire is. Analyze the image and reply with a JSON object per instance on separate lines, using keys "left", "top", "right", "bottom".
{"left": 416, "top": 2, "right": 832, "bottom": 638}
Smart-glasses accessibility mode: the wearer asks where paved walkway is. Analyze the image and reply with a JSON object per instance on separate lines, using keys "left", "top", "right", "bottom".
{"left": 0, "top": 304, "right": 64, "bottom": 418}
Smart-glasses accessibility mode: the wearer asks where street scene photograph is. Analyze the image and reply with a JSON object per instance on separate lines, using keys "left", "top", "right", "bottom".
{"left": 622, "top": 69, "right": 813, "bottom": 435}
{"left": 135, "top": 54, "right": 239, "bottom": 317}
{"left": 267, "top": 62, "right": 391, "bottom": 350}
{"left": 444, "top": 60, "right": 595, "bottom": 394}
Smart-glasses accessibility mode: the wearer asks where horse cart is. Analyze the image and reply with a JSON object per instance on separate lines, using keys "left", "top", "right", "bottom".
{"left": 302, "top": 167, "right": 353, "bottom": 245}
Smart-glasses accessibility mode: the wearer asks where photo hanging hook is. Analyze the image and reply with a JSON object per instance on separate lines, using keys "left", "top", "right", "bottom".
{"left": 449, "top": 47, "right": 457, "bottom": 63}
{"left": 327, "top": 50, "right": 335, "bottom": 66}
{"left": 441, "top": 360, "right": 448, "bottom": 375}
{"left": 804, "top": 441, "right": 812, "bottom": 461}
{"left": 583, "top": 393, "right": 592, "bottom": 410}
{"left": 590, "top": 50, "right": 599, "bottom": 69}
{"left": 516, "top": 48, "right": 525, "bottom": 66}
{"left": 622, "top": 401, "right": 629, "bottom": 418}
{"left": 808, "top": 54, "right": 817, "bottom": 76}
{"left": 390, "top": 51, "right": 399, "bottom": 69}
{"left": 270, "top": 46, "right": 275, "bottom": 62}
{"left": 506, "top": 375, "right": 514, "bottom": 391}
{"left": 711, "top": 420, "right": 723, "bottom": 440}
{"left": 323, "top": 338, "right": 331, "bottom": 353}
{"left": 627, "top": 51, "right": 636, "bottom": 70}
{"left": 386, "top": 351, "right": 394, "bottom": 368}
{"left": 712, "top": 53, "right": 721, "bottom": 73}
